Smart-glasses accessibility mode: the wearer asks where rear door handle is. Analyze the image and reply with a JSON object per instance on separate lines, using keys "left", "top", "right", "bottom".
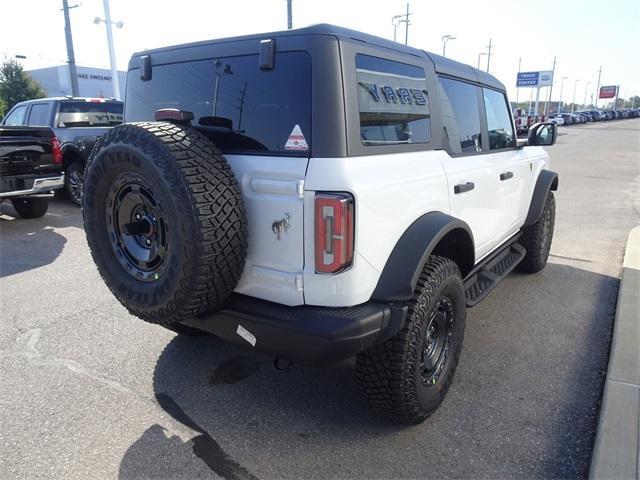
{"left": 500, "top": 171, "right": 514, "bottom": 181}
{"left": 454, "top": 182, "right": 475, "bottom": 194}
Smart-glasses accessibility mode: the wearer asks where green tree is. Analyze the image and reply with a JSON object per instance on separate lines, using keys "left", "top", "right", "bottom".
{"left": 0, "top": 97, "right": 6, "bottom": 119}
{"left": 0, "top": 59, "right": 46, "bottom": 112}
{"left": 624, "top": 96, "right": 640, "bottom": 109}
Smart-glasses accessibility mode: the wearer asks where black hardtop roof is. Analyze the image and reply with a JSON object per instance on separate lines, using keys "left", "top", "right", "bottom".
{"left": 14, "top": 97, "right": 122, "bottom": 104}
{"left": 131, "top": 23, "right": 505, "bottom": 91}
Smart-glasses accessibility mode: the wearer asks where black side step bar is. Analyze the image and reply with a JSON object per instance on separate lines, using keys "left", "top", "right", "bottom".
{"left": 464, "top": 241, "right": 526, "bottom": 307}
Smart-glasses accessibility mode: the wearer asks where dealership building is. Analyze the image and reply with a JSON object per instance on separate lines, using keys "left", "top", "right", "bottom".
{"left": 27, "top": 65, "right": 127, "bottom": 99}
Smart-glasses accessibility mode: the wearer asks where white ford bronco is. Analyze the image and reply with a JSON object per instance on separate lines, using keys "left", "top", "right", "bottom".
{"left": 83, "top": 25, "right": 558, "bottom": 424}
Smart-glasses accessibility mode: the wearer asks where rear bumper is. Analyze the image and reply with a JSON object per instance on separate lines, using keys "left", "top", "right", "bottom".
{"left": 181, "top": 294, "right": 407, "bottom": 366}
{"left": 0, "top": 175, "right": 65, "bottom": 198}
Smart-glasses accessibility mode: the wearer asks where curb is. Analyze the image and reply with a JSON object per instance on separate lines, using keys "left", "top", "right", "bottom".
{"left": 590, "top": 226, "right": 640, "bottom": 480}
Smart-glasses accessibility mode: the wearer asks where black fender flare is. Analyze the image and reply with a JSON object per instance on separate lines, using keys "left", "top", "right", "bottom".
{"left": 523, "top": 169, "right": 558, "bottom": 227}
{"left": 371, "top": 212, "right": 475, "bottom": 302}
{"left": 60, "top": 144, "right": 86, "bottom": 170}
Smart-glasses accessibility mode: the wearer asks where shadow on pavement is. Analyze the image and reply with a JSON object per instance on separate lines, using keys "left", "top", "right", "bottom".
{"left": 118, "top": 262, "right": 617, "bottom": 480}
{"left": 0, "top": 199, "right": 83, "bottom": 277}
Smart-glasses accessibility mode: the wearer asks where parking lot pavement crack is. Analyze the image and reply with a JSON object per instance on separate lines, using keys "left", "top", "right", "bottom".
{"left": 0, "top": 328, "right": 258, "bottom": 480}
{"left": 0, "top": 328, "right": 147, "bottom": 399}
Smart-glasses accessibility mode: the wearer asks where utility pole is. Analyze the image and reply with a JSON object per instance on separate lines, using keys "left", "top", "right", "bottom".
{"left": 286, "top": 0, "right": 292, "bottom": 29}
{"left": 404, "top": 3, "right": 410, "bottom": 45}
{"left": 62, "top": 0, "right": 80, "bottom": 97}
{"left": 486, "top": 38, "right": 492, "bottom": 72}
{"left": 594, "top": 65, "right": 602, "bottom": 108}
{"left": 237, "top": 81, "right": 247, "bottom": 130}
{"left": 545, "top": 56, "right": 556, "bottom": 116}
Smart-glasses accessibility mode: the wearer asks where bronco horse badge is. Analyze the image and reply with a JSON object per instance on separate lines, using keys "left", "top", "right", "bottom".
{"left": 272, "top": 212, "right": 292, "bottom": 240}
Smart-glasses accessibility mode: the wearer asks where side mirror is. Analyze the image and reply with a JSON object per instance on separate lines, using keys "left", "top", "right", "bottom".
{"left": 527, "top": 122, "right": 557, "bottom": 146}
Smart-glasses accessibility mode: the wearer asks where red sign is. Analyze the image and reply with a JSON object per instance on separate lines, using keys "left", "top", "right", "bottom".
{"left": 599, "top": 86, "right": 617, "bottom": 99}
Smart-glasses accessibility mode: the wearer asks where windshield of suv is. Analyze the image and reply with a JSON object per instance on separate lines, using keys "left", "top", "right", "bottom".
{"left": 57, "top": 101, "right": 123, "bottom": 128}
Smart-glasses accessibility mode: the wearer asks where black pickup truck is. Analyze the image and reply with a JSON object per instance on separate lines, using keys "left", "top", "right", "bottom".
{"left": 1, "top": 97, "right": 123, "bottom": 205}
{"left": 0, "top": 126, "right": 64, "bottom": 218}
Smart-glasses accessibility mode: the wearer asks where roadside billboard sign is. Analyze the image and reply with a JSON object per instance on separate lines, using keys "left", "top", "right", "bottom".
{"left": 516, "top": 70, "right": 553, "bottom": 88}
{"left": 599, "top": 85, "right": 617, "bottom": 99}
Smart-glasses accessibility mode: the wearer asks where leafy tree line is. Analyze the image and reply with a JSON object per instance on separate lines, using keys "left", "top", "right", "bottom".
{"left": 0, "top": 59, "right": 47, "bottom": 118}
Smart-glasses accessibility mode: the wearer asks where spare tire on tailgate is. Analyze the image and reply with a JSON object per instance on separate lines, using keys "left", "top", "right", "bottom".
{"left": 83, "top": 122, "right": 248, "bottom": 326}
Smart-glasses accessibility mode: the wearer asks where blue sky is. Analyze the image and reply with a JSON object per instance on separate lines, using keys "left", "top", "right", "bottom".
{"left": 2, "top": 0, "right": 639, "bottom": 103}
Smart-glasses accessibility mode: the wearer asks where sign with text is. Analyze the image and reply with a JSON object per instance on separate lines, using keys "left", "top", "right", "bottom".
{"left": 516, "top": 71, "right": 554, "bottom": 88}
{"left": 599, "top": 85, "right": 617, "bottom": 99}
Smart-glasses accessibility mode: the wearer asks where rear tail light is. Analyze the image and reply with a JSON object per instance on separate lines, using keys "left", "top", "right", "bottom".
{"left": 315, "top": 193, "right": 354, "bottom": 274}
{"left": 51, "top": 136, "right": 62, "bottom": 165}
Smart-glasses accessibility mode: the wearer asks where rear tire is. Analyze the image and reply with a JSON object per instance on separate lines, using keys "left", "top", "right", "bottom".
{"left": 356, "top": 256, "right": 466, "bottom": 424}
{"left": 65, "top": 161, "right": 85, "bottom": 206}
{"left": 517, "top": 191, "right": 555, "bottom": 273}
{"left": 10, "top": 197, "right": 49, "bottom": 219}
{"left": 83, "top": 122, "right": 248, "bottom": 326}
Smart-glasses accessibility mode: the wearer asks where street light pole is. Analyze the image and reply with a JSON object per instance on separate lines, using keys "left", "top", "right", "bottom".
{"left": 442, "top": 35, "right": 456, "bottom": 57}
{"left": 286, "top": 0, "right": 292, "bottom": 29}
{"left": 392, "top": 15, "right": 402, "bottom": 42}
{"left": 515, "top": 57, "right": 521, "bottom": 106}
{"left": 61, "top": 0, "right": 80, "bottom": 97}
{"left": 96, "top": 0, "right": 122, "bottom": 100}
{"left": 583, "top": 81, "right": 591, "bottom": 108}
{"left": 557, "top": 76, "right": 567, "bottom": 113}
{"left": 571, "top": 79, "right": 580, "bottom": 113}
{"left": 477, "top": 52, "right": 487, "bottom": 69}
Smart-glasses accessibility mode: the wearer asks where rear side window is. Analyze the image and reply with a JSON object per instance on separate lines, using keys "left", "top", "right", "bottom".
{"left": 437, "top": 77, "right": 482, "bottom": 155}
{"left": 356, "top": 54, "right": 430, "bottom": 146}
{"left": 125, "top": 52, "right": 312, "bottom": 155}
{"left": 57, "top": 101, "right": 123, "bottom": 127}
{"left": 482, "top": 88, "right": 516, "bottom": 150}
{"left": 3, "top": 105, "right": 27, "bottom": 126}
{"left": 27, "top": 103, "right": 49, "bottom": 126}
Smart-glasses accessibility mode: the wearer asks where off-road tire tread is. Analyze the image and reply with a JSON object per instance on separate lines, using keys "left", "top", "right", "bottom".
{"left": 356, "top": 256, "right": 465, "bottom": 424}
{"left": 517, "top": 192, "right": 555, "bottom": 273}
{"left": 84, "top": 122, "right": 248, "bottom": 325}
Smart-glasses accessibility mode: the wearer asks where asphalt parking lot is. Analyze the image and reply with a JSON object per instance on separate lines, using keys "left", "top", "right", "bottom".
{"left": 1, "top": 119, "right": 639, "bottom": 479}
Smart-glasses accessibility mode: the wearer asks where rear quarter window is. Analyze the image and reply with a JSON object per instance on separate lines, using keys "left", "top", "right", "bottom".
{"left": 57, "top": 101, "right": 123, "bottom": 127}
{"left": 125, "top": 52, "right": 312, "bottom": 156}
{"left": 356, "top": 54, "right": 431, "bottom": 146}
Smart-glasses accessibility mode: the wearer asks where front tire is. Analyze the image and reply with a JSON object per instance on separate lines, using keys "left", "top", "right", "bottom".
{"left": 356, "top": 256, "right": 466, "bottom": 424}
{"left": 517, "top": 191, "right": 556, "bottom": 273}
{"left": 10, "top": 197, "right": 50, "bottom": 219}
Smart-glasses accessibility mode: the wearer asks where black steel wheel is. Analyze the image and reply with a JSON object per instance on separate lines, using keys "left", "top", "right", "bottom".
{"left": 419, "top": 296, "right": 455, "bottom": 387}
{"left": 65, "top": 161, "right": 84, "bottom": 206}
{"left": 83, "top": 122, "right": 248, "bottom": 325}
{"left": 106, "top": 173, "right": 169, "bottom": 282}
{"left": 517, "top": 191, "right": 556, "bottom": 273}
{"left": 356, "top": 256, "right": 466, "bottom": 424}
